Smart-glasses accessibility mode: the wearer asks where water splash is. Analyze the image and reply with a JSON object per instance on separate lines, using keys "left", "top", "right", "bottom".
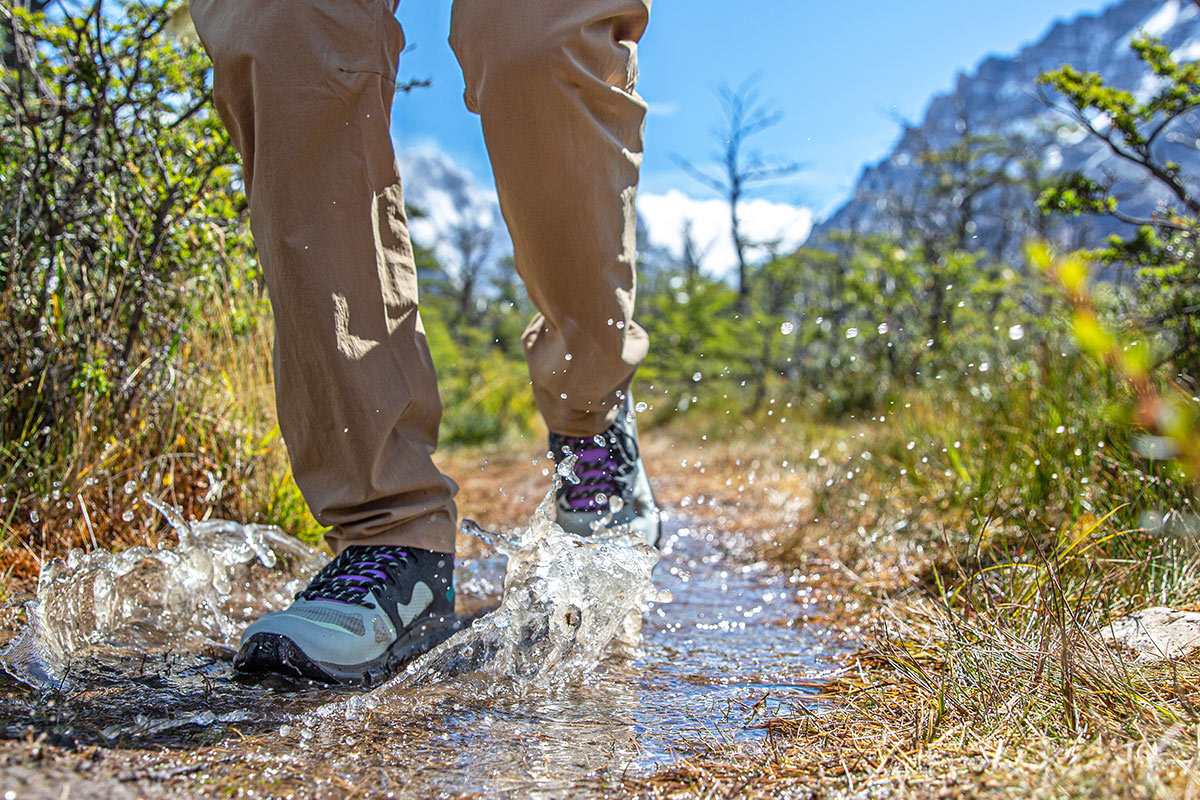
{"left": 0, "top": 494, "right": 324, "bottom": 688}
{"left": 394, "top": 489, "right": 670, "bottom": 688}
{"left": 0, "top": 498, "right": 838, "bottom": 786}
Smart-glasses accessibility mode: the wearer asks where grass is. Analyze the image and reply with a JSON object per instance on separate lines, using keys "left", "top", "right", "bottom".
{"left": 2, "top": 247, "right": 1199, "bottom": 798}
{"left": 0, "top": 408, "right": 1197, "bottom": 797}
{"left": 435, "top": 357, "right": 1200, "bottom": 797}
{"left": 621, "top": 357, "right": 1200, "bottom": 798}
{"left": 0, "top": 263, "right": 323, "bottom": 601}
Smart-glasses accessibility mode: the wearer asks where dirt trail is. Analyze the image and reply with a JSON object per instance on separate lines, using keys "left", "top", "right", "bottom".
{"left": 0, "top": 438, "right": 847, "bottom": 799}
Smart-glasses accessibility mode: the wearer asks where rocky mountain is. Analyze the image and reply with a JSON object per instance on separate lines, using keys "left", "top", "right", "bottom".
{"left": 815, "top": 0, "right": 1200, "bottom": 258}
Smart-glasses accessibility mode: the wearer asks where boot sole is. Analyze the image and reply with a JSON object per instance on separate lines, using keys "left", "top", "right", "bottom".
{"left": 233, "top": 615, "right": 461, "bottom": 688}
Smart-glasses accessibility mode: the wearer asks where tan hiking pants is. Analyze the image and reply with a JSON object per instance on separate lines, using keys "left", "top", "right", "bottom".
{"left": 189, "top": 0, "right": 651, "bottom": 554}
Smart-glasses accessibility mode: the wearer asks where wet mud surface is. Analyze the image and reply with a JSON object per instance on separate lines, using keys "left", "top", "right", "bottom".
{"left": 0, "top": 446, "right": 843, "bottom": 798}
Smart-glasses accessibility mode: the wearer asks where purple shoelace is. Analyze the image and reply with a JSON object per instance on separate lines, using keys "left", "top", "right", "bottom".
{"left": 551, "top": 428, "right": 637, "bottom": 513}
{"left": 298, "top": 546, "right": 411, "bottom": 608}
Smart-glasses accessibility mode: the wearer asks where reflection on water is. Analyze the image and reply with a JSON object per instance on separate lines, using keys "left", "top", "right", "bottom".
{"left": 0, "top": 498, "right": 840, "bottom": 795}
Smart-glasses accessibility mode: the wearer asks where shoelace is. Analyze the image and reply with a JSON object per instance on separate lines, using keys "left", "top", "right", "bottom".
{"left": 551, "top": 426, "right": 637, "bottom": 512}
{"left": 297, "top": 546, "right": 411, "bottom": 609}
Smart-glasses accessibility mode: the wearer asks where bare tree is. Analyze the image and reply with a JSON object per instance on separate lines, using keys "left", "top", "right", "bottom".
{"left": 675, "top": 76, "right": 800, "bottom": 306}
{"left": 679, "top": 217, "right": 713, "bottom": 282}
{"left": 446, "top": 218, "right": 494, "bottom": 330}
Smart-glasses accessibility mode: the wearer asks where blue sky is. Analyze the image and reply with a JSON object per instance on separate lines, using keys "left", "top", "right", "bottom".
{"left": 393, "top": 1, "right": 1114, "bottom": 211}
{"left": 390, "top": 0, "right": 1119, "bottom": 272}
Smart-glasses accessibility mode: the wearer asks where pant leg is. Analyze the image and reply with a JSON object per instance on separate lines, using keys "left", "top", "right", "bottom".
{"left": 190, "top": 0, "right": 458, "bottom": 554}
{"left": 449, "top": 0, "right": 652, "bottom": 438}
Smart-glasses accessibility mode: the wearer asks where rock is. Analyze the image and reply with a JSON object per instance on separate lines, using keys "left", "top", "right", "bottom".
{"left": 1101, "top": 606, "right": 1200, "bottom": 663}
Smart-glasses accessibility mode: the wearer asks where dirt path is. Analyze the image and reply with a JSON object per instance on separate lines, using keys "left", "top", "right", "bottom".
{"left": 1, "top": 437, "right": 849, "bottom": 799}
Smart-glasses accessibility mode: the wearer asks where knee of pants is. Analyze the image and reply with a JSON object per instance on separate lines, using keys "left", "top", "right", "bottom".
{"left": 449, "top": 0, "right": 643, "bottom": 115}
{"left": 191, "top": 0, "right": 403, "bottom": 89}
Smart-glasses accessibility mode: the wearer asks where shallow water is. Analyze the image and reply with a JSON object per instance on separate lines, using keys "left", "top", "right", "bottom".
{"left": 0, "top": 498, "right": 841, "bottom": 795}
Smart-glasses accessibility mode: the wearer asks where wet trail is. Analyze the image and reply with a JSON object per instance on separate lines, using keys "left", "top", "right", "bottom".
{"left": 0, "top": 506, "right": 841, "bottom": 797}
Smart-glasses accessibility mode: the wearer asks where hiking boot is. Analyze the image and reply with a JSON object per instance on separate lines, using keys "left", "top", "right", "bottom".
{"left": 549, "top": 397, "right": 661, "bottom": 546}
{"left": 234, "top": 545, "right": 458, "bottom": 686}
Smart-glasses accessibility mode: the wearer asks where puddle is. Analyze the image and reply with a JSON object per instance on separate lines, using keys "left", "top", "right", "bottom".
{"left": 0, "top": 495, "right": 841, "bottom": 795}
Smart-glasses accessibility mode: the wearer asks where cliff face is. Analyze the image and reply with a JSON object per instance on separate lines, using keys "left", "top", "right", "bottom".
{"left": 816, "top": 0, "right": 1200, "bottom": 256}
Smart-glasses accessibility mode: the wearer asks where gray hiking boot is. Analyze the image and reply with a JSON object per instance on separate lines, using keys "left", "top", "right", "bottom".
{"left": 549, "top": 397, "right": 661, "bottom": 546}
{"left": 233, "top": 545, "right": 458, "bottom": 686}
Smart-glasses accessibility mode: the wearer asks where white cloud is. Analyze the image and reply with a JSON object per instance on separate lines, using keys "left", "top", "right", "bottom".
{"left": 637, "top": 189, "right": 813, "bottom": 277}
{"left": 394, "top": 145, "right": 813, "bottom": 282}
{"left": 646, "top": 99, "right": 680, "bottom": 117}
{"left": 1141, "top": 0, "right": 1183, "bottom": 39}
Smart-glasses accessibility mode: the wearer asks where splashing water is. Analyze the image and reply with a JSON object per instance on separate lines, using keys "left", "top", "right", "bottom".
{"left": 0, "top": 485, "right": 665, "bottom": 693}
{"left": 0, "top": 494, "right": 324, "bottom": 688}
{"left": 395, "top": 489, "right": 669, "bottom": 688}
{"left": 0, "top": 480, "right": 841, "bottom": 793}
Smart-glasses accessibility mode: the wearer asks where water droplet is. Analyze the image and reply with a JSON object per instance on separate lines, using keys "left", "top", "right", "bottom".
{"left": 979, "top": 362, "right": 990, "bottom": 372}
{"left": 877, "top": 322, "right": 889, "bottom": 335}
{"left": 780, "top": 322, "right": 795, "bottom": 335}
{"left": 635, "top": 401, "right": 648, "bottom": 413}
{"left": 123, "top": 480, "right": 137, "bottom": 495}
{"left": 121, "top": 510, "right": 134, "bottom": 522}
{"left": 564, "top": 353, "right": 573, "bottom": 361}
{"left": 845, "top": 327, "right": 859, "bottom": 340}
{"left": 29, "top": 510, "right": 39, "bottom": 524}
{"left": 608, "top": 495, "right": 624, "bottom": 513}
{"left": 692, "top": 372, "right": 702, "bottom": 382}
{"left": 556, "top": 457, "right": 580, "bottom": 485}
{"left": 1008, "top": 324, "right": 1026, "bottom": 341}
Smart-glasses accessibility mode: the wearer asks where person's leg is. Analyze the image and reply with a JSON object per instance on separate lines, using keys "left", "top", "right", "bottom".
{"left": 450, "top": 0, "right": 660, "bottom": 545}
{"left": 190, "top": 0, "right": 459, "bottom": 684}
{"left": 449, "top": 0, "right": 652, "bottom": 438}
{"left": 190, "top": 0, "right": 457, "bottom": 556}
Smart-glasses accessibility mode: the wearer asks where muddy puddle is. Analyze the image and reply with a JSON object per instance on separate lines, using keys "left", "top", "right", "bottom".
{"left": 0, "top": 494, "right": 841, "bottom": 797}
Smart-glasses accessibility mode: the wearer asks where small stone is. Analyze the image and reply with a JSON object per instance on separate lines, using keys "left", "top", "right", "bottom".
{"left": 1101, "top": 606, "right": 1200, "bottom": 663}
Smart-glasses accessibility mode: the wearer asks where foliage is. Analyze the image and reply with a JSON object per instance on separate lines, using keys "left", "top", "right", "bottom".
{"left": 422, "top": 294, "right": 541, "bottom": 447}
{"left": 0, "top": 0, "right": 245, "bottom": 482}
{"left": 1038, "top": 32, "right": 1200, "bottom": 376}
{"left": 633, "top": 230, "right": 1045, "bottom": 423}
{"left": 0, "top": 1, "right": 326, "bottom": 564}
{"left": 1032, "top": 241, "right": 1200, "bottom": 486}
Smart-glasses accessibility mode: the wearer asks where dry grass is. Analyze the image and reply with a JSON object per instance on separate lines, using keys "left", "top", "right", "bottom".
{"left": 2, "top": 426, "right": 1199, "bottom": 797}
{"left": 612, "top": 427, "right": 1200, "bottom": 800}
{"left": 3, "top": 337, "right": 1199, "bottom": 798}
{"left": 0, "top": 275, "right": 321, "bottom": 601}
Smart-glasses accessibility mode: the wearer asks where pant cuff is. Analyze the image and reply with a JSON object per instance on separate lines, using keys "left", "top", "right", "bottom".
{"left": 325, "top": 509, "right": 457, "bottom": 555}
